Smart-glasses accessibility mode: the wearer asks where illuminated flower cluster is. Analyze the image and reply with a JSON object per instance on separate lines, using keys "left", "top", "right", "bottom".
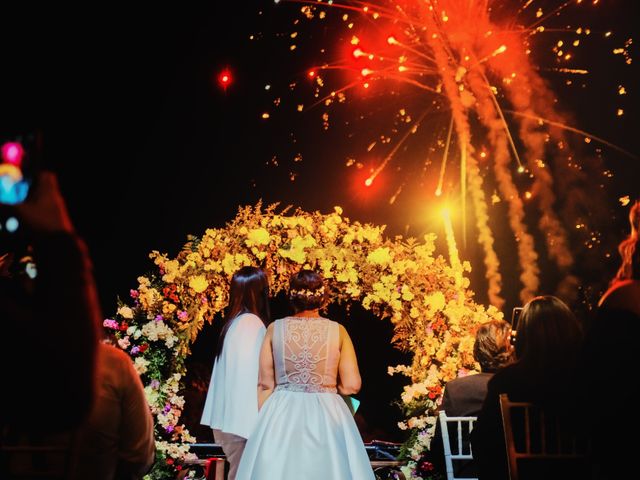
{"left": 107, "top": 203, "right": 500, "bottom": 479}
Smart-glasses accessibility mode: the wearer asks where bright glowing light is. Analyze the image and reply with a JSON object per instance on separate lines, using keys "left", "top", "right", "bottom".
{"left": 387, "top": 36, "right": 398, "bottom": 45}
{"left": 352, "top": 48, "right": 365, "bottom": 58}
{"left": 517, "top": 166, "right": 525, "bottom": 173}
{"left": 365, "top": 177, "right": 373, "bottom": 186}
{"left": 1, "top": 142, "right": 24, "bottom": 166}
{"left": 435, "top": 188, "right": 442, "bottom": 197}
{"left": 217, "top": 69, "right": 232, "bottom": 90}
{"left": 361, "top": 68, "right": 373, "bottom": 77}
{"left": 308, "top": 70, "right": 316, "bottom": 78}
{"left": 5, "top": 216, "right": 19, "bottom": 233}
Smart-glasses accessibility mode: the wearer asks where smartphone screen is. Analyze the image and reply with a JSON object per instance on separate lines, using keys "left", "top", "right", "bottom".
{"left": 0, "top": 132, "right": 40, "bottom": 205}
{"left": 511, "top": 307, "right": 523, "bottom": 330}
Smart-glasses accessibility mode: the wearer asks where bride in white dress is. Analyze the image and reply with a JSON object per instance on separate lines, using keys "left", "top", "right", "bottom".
{"left": 236, "top": 270, "right": 375, "bottom": 480}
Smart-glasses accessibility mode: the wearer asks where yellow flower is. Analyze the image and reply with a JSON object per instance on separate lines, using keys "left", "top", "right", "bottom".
{"left": 162, "top": 302, "right": 177, "bottom": 315}
{"left": 161, "top": 260, "right": 180, "bottom": 283}
{"left": 189, "top": 275, "right": 209, "bottom": 293}
{"left": 118, "top": 306, "right": 134, "bottom": 319}
{"left": 401, "top": 285, "right": 414, "bottom": 301}
{"left": 221, "top": 254, "right": 237, "bottom": 276}
{"left": 246, "top": 227, "right": 271, "bottom": 246}
{"left": 425, "top": 291, "right": 446, "bottom": 311}
{"left": 367, "top": 247, "right": 392, "bottom": 265}
{"left": 278, "top": 235, "right": 316, "bottom": 264}
{"left": 319, "top": 259, "right": 334, "bottom": 278}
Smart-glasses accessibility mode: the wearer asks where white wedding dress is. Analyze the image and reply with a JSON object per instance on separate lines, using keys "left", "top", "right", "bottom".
{"left": 236, "top": 316, "right": 375, "bottom": 480}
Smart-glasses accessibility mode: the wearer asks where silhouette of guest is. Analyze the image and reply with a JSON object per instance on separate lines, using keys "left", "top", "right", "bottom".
{"left": 471, "top": 296, "right": 584, "bottom": 480}
{"left": 584, "top": 200, "right": 639, "bottom": 479}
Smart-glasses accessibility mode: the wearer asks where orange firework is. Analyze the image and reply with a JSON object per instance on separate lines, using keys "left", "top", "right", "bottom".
{"left": 274, "top": 0, "right": 634, "bottom": 306}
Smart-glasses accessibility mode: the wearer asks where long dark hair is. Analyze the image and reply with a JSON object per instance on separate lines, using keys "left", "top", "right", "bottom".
{"left": 515, "top": 295, "right": 583, "bottom": 377}
{"left": 289, "top": 269, "right": 326, "bottom": 313}
{"left": 214, "top": 266, "right": 270, "bottom": 360}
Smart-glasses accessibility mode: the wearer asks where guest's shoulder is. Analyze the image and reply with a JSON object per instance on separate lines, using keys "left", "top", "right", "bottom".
{"left": 598, "top": 280, "right": 640, "bottom": 316}
{"left": 487, "top": 363, "right": 522, "bottom": 387}
{"left": 446, "top": 372, "right": 492, "bottom": 392}
{"left": 98, "top": 343, "right": 136, "bottom": 374}
{"left": 236, "top": 312, "right": 266, "bottom": 329}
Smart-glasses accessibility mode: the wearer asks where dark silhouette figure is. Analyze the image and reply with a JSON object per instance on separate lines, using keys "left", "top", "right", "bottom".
{"left": 472, "top": 296, "right": 585, "bottom": 480}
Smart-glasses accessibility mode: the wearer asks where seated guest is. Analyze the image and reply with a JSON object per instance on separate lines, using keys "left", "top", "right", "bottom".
{"left": 442, "top": 319, "right": 514, "bottom": 416}
{"left": 584, "top": 200, "right": 639, "bottom": 479}
{"left": 432, "top": 319, "right": 513, "bottom": 477}
{"left": 471, "top": 296, "right": 584, "bottom": 480}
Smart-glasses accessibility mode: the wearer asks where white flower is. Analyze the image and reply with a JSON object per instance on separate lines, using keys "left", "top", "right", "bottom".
{"left": 134, "top": 357, "right": 149, "bottom": 375}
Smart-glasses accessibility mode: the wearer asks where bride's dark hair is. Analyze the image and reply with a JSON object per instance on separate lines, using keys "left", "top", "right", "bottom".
{"left": 215, "top": 266, "right": 270, "bottom": 360}
{"left": 289, "top": 269, "right": 326, "bottom": 313}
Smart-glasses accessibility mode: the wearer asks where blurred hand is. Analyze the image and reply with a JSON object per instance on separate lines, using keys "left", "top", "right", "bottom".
{"left": 15, "top": 172, "right": 74, "bottom": 234}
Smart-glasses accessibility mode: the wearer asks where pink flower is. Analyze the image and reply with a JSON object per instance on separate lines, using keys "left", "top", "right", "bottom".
{"left": 130, "top": 289, "right": 139, "bottom": 299}
{"left": 103, "top": 319, "right": 119, "bottom": 329}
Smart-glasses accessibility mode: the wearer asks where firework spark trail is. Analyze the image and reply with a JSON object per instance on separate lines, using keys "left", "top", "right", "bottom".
{"left": 466, "top": 68, "right": 540, "bottom": 302}
{"left": 486, "top": 40, "right": 575, "bottom": 279}
{"left": 281, "top": 0, "right": 626, "bottom": 305}
{"left": 442, "top": 208, "right": 464, "bottom": 295}
{"left": 467, "top": 157, "right": 505, "bottom": 308}
{"left": 421, "top": 3, "right": 504, "bottom": 307}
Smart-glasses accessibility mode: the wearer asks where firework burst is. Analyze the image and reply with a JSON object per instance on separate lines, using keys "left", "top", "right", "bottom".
{"left": 259, "top": 0, "right": 636, "bottom": 307}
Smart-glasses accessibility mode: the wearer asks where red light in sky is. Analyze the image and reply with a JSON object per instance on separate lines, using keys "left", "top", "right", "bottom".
{"left": 1, "top": 142, "right": 24, "bottom": 166}
{"left": 308, "top": 70, "right": 316, "bottom": 78}
{"left": 218, "top": 69, "right": 232, "bottom": 90}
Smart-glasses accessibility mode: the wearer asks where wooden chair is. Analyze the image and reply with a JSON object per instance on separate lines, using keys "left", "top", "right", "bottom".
{"left": 438, "top": 411, "right": 478, "bottom": 480}
{"left": 499, "top": 394, "right": 590, "bottom": 480}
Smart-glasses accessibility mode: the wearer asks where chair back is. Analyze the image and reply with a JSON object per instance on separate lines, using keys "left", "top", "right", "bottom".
{"left": 438, "top": 411, "right": 478, "bottom": 480}
{"left": 499, "top": 393, "right": 589, "bottom": 480}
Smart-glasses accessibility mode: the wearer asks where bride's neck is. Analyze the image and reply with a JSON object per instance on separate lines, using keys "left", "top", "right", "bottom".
{"left": 294, "top": 309, "right": 320, "bottom": 318}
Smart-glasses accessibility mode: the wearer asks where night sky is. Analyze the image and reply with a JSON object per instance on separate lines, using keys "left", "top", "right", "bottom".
{"left": 2, "top": 1, "right": 639, "bottom": 441}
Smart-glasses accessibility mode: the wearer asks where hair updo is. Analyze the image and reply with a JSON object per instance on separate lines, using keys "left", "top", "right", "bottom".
{"left": 473, "top": 319, "right": 514, "bottom": 373}
{"left": 289, "top": 269, "right": 326, "bottom": 313}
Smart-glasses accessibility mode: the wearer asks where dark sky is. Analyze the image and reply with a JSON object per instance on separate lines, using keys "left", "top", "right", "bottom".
{"left": 2, "top": 1, "right": 639, "bottom": 440}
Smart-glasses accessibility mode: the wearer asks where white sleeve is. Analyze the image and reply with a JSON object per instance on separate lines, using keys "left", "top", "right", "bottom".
{"left": 219, "top": 313, "right": 267, "bottom": 438}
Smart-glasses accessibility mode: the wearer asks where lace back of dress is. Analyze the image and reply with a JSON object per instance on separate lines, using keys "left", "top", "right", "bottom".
{"left": 273, "top": 317, "right": 339, "bottom": 393}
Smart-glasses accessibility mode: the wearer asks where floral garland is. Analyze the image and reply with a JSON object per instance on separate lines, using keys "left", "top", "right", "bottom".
{"left": 104, "top": 203, "right": 502, "bottom": 479}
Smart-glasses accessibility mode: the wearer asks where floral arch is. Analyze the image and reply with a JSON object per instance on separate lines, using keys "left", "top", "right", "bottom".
{"left": 104, "top": 204, "right": 502, "bottom": 479}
